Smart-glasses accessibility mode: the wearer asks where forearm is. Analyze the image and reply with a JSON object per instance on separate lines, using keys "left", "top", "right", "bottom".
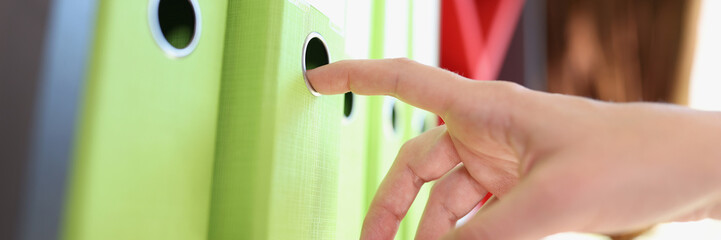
{"left": 517, "top": 89, "right": 721, "bottom": 221}
{"left": 615, "top": 102, "right": 721, "bottom": 220}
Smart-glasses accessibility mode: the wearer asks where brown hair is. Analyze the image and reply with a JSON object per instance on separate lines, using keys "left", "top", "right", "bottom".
{"left": 547, "top": 0, "right": 698, "bottom": 104}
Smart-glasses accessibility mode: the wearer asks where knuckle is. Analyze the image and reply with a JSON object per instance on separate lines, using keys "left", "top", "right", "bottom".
{"left": 398, "top": 138, "right": 416, "bottom": 154}
{"left": 428, "top": 181, "right": 446, "bottom": 198}
{"left": 492, "top": 81, "right": 527, "bottom": 104}
{"left": 390, "top": 57, "right": 415, "bottom": 66}
{"left": 447, "top": 80, "right": 529, "bottom": 131}
{"left": 428, "top": 185, "right": 461, "bottom": 220}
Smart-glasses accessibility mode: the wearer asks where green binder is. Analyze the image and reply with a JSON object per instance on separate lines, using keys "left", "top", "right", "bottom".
{"left": 64, "top": 0, "right": 227, "bottom": 239}
{"left": 364, "top": 0, "right": 387, "bottom": 216}
{"left": 399, "top": 0, "right": 442, "bottom": 238}
{"left": 337, "top": 92, "right": 369, "bottom": 239}
{"left": 364, "top": 0, "right": 419, "bottom": 239}
{"left": 337, "top": 0, "right": 374, "bottom": 237}
{"left": 209, "top": 1, "right": 345, "bottom": 239}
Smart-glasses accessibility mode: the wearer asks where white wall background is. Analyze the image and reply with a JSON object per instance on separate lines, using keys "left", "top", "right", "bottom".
{"left": 689, "top": 0, "right": 721, "bottom": 111}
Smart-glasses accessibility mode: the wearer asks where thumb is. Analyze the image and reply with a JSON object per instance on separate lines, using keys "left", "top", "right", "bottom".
{"left": 445, "top": 175, "right": 575, "bottom": 240}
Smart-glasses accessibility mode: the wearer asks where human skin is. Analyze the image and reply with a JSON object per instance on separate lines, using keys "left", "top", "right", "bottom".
{"left": 306, "top": 58, "right": 721, "bottom": 240}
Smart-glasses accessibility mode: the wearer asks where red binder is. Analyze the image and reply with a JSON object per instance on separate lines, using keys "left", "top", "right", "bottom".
{"left": 440, "top": 0, "right": 524, "bottom": 80}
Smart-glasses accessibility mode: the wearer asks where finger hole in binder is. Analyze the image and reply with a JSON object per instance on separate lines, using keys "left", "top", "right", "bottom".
{"left": 342, "top": 92, "right": 356, "bottom": 123}
{"left": 383, "top": 96, "right": 401, "bottom": 137}
{"left": 302, "top": 32, "right": 329, "bottom": 96}
{"left": 149, "top": 0, "right": 202, "bottom": 58}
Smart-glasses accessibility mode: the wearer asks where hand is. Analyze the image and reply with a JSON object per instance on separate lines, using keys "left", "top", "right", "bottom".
{"left": 306, "top": 58, "right": 721, "bottom": 240}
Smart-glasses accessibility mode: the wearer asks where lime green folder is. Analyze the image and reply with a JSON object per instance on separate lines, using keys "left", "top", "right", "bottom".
{"left": 399, "top": 0, "right": 441, "bottom": 237}
{"left": 364, "top": 0, "right": 421, "bottom": 239}
{"left": 64, "top": 0, "right": 228, "bottom": 239}
{"left": 337, "top": 93, "right": 369, "bottom": 239}
{"left": 365, "top": 0, "right": 387, "bottom": 213}
{"left": 337, "top": 0, "right": 375, "bottom": 237}
{"left": 369, "top": 0, "right": 443, "bottom": 237}
{"left": 209, "top": 1, "right": 345, "bottom": 239}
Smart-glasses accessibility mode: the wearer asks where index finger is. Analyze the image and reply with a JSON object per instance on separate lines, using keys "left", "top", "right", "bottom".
{"left": 305, "top": 58, "right": 469, "bottom": 115}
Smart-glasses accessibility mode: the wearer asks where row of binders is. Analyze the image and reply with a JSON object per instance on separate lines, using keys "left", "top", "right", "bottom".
{"left": 13, "top": 0, "right": 443, "bottom": 239}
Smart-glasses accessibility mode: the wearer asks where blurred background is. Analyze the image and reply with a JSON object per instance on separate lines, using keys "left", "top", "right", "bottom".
{"left": 438, "top": 0, "right": 721, "bottom": 238}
